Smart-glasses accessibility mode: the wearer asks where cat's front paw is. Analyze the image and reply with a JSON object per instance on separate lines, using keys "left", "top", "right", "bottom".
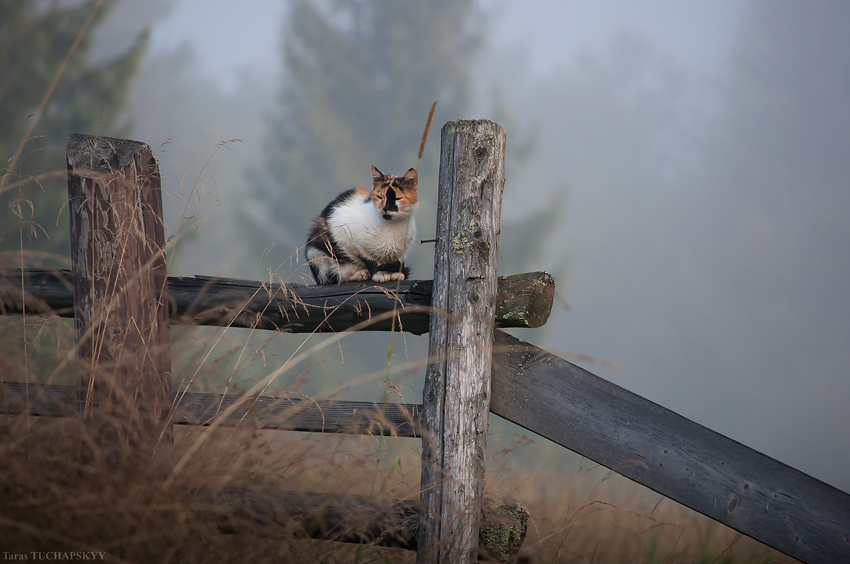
{"left": 372, "top": 271, "right": 405, "bottom": 283}
{"left": 350, "top": 269, "right": 371, "bottom": 282}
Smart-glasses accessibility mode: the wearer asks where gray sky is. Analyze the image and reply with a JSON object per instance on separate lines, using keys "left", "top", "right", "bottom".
{"left": 149, "top": 0, "right": 286, "bottom": 93}
{"left": 103, "top": 0, "right": 850, "bottom": 494}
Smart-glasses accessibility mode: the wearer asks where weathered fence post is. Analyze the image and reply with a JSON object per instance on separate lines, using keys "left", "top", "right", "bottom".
{"left": 66, "top": 134, "right": 172, "bottom": 450}
{"left": 418, "top": 120, "right": 506, "bottom": 562}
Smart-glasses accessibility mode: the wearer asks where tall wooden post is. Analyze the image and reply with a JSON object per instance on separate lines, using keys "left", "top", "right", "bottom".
{"left": 66, "top": 134, "right": 172, "bottom": 450}
{"left": 418, "top": 120, "right": 506, "bottom": 562}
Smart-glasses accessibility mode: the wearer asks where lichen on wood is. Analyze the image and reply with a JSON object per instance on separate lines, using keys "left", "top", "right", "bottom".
{"left": 479, "top": 502, "right": 529, "bottom": 563}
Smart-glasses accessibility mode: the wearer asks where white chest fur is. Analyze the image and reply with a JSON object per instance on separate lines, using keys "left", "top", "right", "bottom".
{"left": 328, "top": 197, "right": 417, "bottom": 264}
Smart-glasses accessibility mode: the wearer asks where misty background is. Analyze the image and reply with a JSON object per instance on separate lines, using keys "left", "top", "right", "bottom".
{"left": 3, "top": 0, "right": 848, "bottom": 497}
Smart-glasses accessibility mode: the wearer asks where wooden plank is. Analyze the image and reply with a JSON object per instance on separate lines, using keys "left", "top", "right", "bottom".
{"left": 66, "top": 134, "right": 172, "bottom": 446}
{"left": 0, "top": 269, "right": 555, "bottom": 334}
{"left": 490, "top": 329, "right": 850, "bottom": 564}
{"left": 210, "top": 488, "right": 527, "bottom": 559}
{"left": 0, "top": 382, "right": 81, "bottom": 419}
{"left": 419, "top": 120, "right": 506, "bottom": 563}
{"left": 172, "top": 390, "right": 420, "bottom": 436}
{"left": 212, "top": 488, "right": 422, "bottom": 549}
{"left": 0, "top": 382, "right": 420, "bottom": 437}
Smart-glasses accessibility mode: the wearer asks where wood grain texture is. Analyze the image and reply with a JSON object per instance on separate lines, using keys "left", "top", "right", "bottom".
{"left": 211, "top": 488, "right": 526, "bottom": 557}
{"left": 66, "top": 134, "right": 172, "bottom": 445}
{"left": 0, "top": 382, "right": 420, "bottom": 437}
{"left": 0, "top": 269, "right": 554, "bottom": 334}
{"left": 418, "top": 120, "right": 506, "bottom": 563}
{"left": 212, "top": 488, "right": 421, "bottom": 549}
{"left": 490, "top": 329, "right": 850, "bottom": 564}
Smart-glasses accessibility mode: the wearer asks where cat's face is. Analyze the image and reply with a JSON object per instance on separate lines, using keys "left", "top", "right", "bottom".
{"left": 370, "top": 165, "right": 418, "bottom": 220}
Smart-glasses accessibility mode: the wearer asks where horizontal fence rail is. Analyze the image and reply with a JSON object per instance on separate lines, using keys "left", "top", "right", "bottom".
{"left": 0, "top": 382, "right": 420, "bottom": 437}
{"left": 0, "top": 269, "right": 555, "bottom": 335}
{"left": 212, "top": 488, "right": 421, "bottom": 549}
{"left": 210, "top": 487, "right": 526, "bottom": 559}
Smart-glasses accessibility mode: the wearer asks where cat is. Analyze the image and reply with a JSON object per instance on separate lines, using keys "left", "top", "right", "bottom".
{"left": 305, "top": 165, "right": 418, "bottom": 284}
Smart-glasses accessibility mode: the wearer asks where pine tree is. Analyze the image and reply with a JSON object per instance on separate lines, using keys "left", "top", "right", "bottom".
{"left": 0, "top": 0, "right": 147, "bottom": 268}
{"left": 242, "top": 0, "right": 480, "bottom": 277}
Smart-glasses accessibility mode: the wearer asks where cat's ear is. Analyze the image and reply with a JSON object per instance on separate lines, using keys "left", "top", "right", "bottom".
{"left": 371, "top": 164, "right": 385, "bottom": 185}
{"left": 402, "top": 168, "right": 418, "bottom": 186}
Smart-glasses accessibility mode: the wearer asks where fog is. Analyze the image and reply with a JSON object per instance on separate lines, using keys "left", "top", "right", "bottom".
{"left": 90, "top": 0, "right": 849, "bottom": 493}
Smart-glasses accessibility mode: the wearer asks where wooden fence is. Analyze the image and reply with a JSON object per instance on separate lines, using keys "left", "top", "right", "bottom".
{"left": 1, "top": 125, "right": 849, "bottom": 563}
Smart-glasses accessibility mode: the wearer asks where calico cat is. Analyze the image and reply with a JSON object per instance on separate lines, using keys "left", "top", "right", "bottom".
{"left": 306, "top": 165, "right": 418, "bottom": 284}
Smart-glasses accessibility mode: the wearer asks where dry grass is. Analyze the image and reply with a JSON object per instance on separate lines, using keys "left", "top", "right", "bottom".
{"left": 0, "top": 418, "right": 416, "bottom": 563}
{"left": 483, "top": 432, "right": 801, "bottom": 563}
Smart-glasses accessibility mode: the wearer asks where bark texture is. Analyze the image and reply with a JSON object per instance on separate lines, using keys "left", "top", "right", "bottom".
{"left": 418, "top": 120, "right": 506, "bottom": 563}
{"left": 66, "top": 134, "right": 172, "bottom": 449}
